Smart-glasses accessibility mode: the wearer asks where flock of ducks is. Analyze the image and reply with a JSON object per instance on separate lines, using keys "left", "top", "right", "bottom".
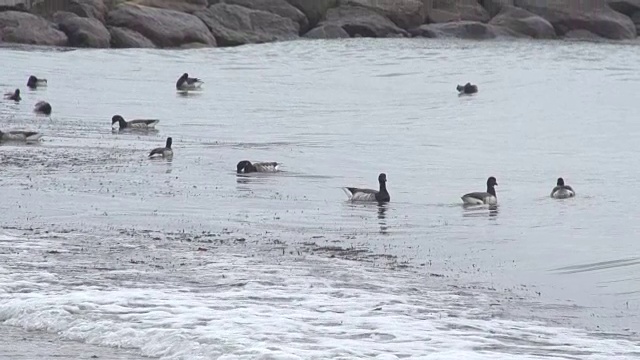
{"left": 2, "top": 76, "right": 576, "bottom": 204}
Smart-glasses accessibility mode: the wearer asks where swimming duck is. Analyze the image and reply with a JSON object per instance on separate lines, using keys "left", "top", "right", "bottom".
{"left": 149, "top": 137, "right": 173, "bottom": 158}
{"left": 111, "top": 115, "right": 159, "bottom": 130}
{"left": 34, "top": 101, "right": 52, "bottom": 115}
{"left": 343, "top": 173, "right": 390, "bottom": 203}
{"left": 461, "top": 177, "right": 498, "bottom": 205}
{"left": 0, "top": 130, "right": 42, "bottom": 143}
{"left": 457, "top": 82, "right": 478, "bottom": 95}
{"left": 236, "top": 160, "right": 279, "bottom": 174}
{"left": 4, "top": 89, "right": 20, "bottom": 102}
{"left": 551, "top": 177, "right": 575, "bottom": 199}
{"left": 176, "top": 73, "right": 203, "bottom": 91}
{"left": 27, "top": 75, "right": 47, "bottom": 89}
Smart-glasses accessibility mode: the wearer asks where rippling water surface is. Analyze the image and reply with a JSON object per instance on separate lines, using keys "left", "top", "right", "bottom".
{"left": 1, "top": 38, "right": 640, "bottom": 359}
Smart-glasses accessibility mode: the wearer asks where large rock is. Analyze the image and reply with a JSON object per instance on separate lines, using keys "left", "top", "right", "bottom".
{"left": 489, "top": 6, "right": 556, "bottom": 38}
{"left": 303, "top": 23, "right": 350, "bottom": 38}
{"left": 410, "top": 20, "right": 522, "bottom": 38}
{"left": 126, "top": 0, "right": 208, "bottom": 13}
{"left": 424, "top": 0, "right": 490, "bottom": 23}
{"left": 514, "top": 0, "right": 637, "bottom": 39}
{"left": 284, "top": 0, "right": 337, "bottom": 27}
{"left": 632, "top": 11, "right": 640, "bottom": 33}
{"left": 480, "top": 0, "right": 514, "bottom": 17}
{"left": 29, "top": 0, "right": 108, "bottom": 23}
{"left": 339, "top": 0, "right": 426, "bottom": 29}
{"left": 564, "top": 29, "right": 607, "bottom": 41}
{"left": 607, "top": 0, "right": 640, "bottom": 16}
{"left": 218, "top": 0, "right": 310, "bottom": 33}
{"left": 195, "top": 3, "right": 298, "bottom": 46}
{"left": 321, "top": 5, "right": 408, "bottom": 37}
{"left": 109, "top": 26, "right": 156, "bottom": 47}
{"left": 0, "top": 11, "right": 68, "bottom": 46}
{"left": 54, "top": 11, "right": 111, "bottom": 48}
{"left": 107, "top": 4, "right": 216, "bottom": 47}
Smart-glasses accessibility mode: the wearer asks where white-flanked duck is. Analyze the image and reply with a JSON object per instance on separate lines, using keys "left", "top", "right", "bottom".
{"left": 343, "top": 173, "right": 390, "bottom": 203}
{"left": 149, "top": 137, "right": 173, "bottom": 158}
{"left": 457, "top": 82, "right": 478, "bottom": 95}
{"left": 551, "top": 177, "right": 575, "bottom": 199}
{"left": 176, "top": 73, "right": 203, "bottom": 91}
{"left": 4, "top": 89, "right": 20, "bottom": 102}
{"left": 34, "top": 101, "right": 52, "bottom": 115}
{"left": 27, "top": 75, "right": 47, "bottom": 89}
{"left": 461, "top": 177, "right": 498, "bottom": 205}
{"left": 236, "top": 160, "right": 279, "bottom": 174}
{"left": 111, "top": 115, "right": 159, "bottom": 130}
{"left": 0, "top": 130, "right": 42, "bottom": 143}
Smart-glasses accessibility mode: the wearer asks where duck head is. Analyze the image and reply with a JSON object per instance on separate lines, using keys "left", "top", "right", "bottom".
{"left": 456, "top": 85, "right": 464, "bottom": 92}
{"left": 111, "top": 115, "right": 126, "bottom": 129}
{"left": 557, "top": 177, "right": 565, "bottom": 186}
{"left": 35, "top": 101, "right": 52, "bottom": 115}
{"left": 27, "top": 75, "right": 38, "bottom": 88}
{"left": 487, "top": 176, "right": 498, "bottom": 187}
{"left": 237, "top": 160, "right": 256, "bottom": 174}
{"left": 165, "top": 137, "right": 172, "bottom": 149}
{"left": 378, "top": 173, "right": 387, "bottom": 183}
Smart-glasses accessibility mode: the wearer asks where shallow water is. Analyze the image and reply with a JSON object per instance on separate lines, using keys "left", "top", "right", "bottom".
{"left": 1, "top": 38, "right": 640, "bottom": 358}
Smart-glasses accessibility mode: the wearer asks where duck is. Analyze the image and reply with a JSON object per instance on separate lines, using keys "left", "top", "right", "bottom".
{"left": 34, "top": 101, "right": 52, "bottom": 115}
{"left": 176, "top": 73, "right": 203, "bottom": 91}
{"left": 236, "top": 160, "right": 279, "bottom": 174}
{"left": 4, "top": 89, "right": 20, "bottom": 102}
{"left": 27, "top": 75, "right": 47, "bottom": 89}
{"left": 457, "top": 82, "right": 478, "bottom": 95}
{"left": 0, "top": 130, "right": 42, "bottom": 143}
{"left": 149, "top": 137, "right": 173, "bottom": 158}
{"left": 111, "top": 115, "right": 159, "bottom": 130}
{"left": 550, "top": 177, "right": 575, "bottom": 199}
{"left": 343, "top": 173, "right": 390, "bottom": 203}
{"left": 461, "top": 177, "right": 498, "bottom": 205}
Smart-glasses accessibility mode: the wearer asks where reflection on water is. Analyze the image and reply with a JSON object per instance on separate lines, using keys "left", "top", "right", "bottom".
{"left": 377, "top": 203, "right": 388, "bottom": 234}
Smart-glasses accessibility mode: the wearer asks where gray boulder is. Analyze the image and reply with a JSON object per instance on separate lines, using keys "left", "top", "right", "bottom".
{"left": 195, "top": 3, "right": 299, "bottom": 46}
{"left": 607, "top": 0, "right": 640, "bottom": 16}
{"left": 481, "top": 0, "right": 514, "bottom": 17}
{"left": 0, "top": 11, "right": 68, "bottom": 46}
{"left": 424, "top": 0, "right": 490, "bottom": 23}
{"left": 125, "top": 0, "right": 208, "bottom": 13}
{"left": 109, "top": 26, "right": 156, "bottom": 48}
{"left": 632, "top": 11, "right": 640, "bottom": 34}
{"left": 564, "top": 29, "right": 607, "bottom": 41}
{"left": 54, "top": 11, "right": 111, "bottom": 48}
{"left": 107, "top": 4, "right": 217, "bottom": 48}
{"left": 284, "top": 0, "right": 337, "bottom": 27}
{"left": 411, "top": 21, "right": 522, "bottom": 39}
{"left": 514, "top": 0, "right": 637, "bottom": 39}
{"left": 489, "top": 6, "right": 556, "bottom": 38}
{"left": 321, "top": 5, "right": 408, "bottom": 37}
{"left": 219, "top": 0, "right": 309, "bottom": 33}
{"left": 304, "top": 24, "right": 350, "bottom": 38}
{"left": 339, "top": 0, "right": 426, "bottom": 29}
{"left": 30, "top": 0, "right": 108, "bottom": 23}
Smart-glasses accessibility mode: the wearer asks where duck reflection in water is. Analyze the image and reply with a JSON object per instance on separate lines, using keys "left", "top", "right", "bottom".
{"left": 377, "top": 202, "right": 389, "bottom": 234}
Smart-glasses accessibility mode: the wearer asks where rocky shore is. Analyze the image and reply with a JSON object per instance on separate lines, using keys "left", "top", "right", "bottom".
{"left": 0, "top": 0, "right": 639, "bottom": 49}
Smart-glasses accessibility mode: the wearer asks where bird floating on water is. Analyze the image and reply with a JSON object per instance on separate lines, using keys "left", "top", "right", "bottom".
{"left": 4, "top": 89, "right": 20, "bottom": 102}
{"left": 176, "top": 73, "right": 203, "bottom": 91}
{"left": 149, "top": 137, "right": 173, "bottom": 158}
{"left": 343, "top": 173, "right": 390, "bottom": 203}
{"left": 236, "top": 160, "right": 279, "bottom": 174}
{"left": 550, "top": 177, "right": 575, "bottom": 199}
{"left": 111, "top": 115, "right": 159, "bottom": 130}
{"left": 457, "top": 82, "right": 478, "bottom": 95}
{"left": 461, "top": 177, "right": 498, "bottom": 205}
{"left": 0, "top": 130, "right": 42, "bottom": 143}
{"left": 34, "top": 101, "right": 52, "bottom": 115}
{"left": 27, "top": 75, "right": 47, "bottom": 89}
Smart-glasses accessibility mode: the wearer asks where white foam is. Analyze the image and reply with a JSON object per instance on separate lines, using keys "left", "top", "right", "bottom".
{"left": 0, "top": 232, "right": 638, "bottom": 360}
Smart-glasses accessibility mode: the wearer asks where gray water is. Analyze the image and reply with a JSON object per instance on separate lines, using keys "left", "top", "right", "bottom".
{"left": 1, "top": 38, "right": 640, "bottom": 359}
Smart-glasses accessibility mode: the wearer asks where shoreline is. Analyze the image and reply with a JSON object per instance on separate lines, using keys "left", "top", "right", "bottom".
{"left": 0, "top": 0, "right": 639, "bottom": 50}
